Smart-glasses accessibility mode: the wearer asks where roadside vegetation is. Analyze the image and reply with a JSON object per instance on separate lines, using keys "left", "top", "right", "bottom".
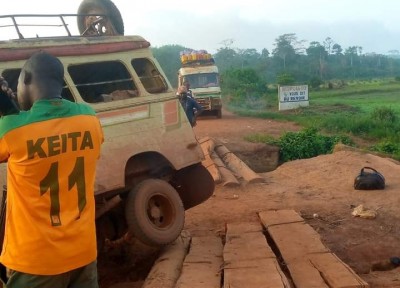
{"left": 152, "top": 33, "right": 400, "bottom": 161}
{"left": 234, "top": 78, "right": 400, "bottom": 161}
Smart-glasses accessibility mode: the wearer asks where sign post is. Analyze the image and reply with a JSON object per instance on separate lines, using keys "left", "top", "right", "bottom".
{"left": 278, "top": 85, "right": 309, "bottom": 111}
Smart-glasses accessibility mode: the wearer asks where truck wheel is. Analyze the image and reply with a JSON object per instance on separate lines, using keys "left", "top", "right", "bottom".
{"left": 125, "top": 179, "right": 184, "bottom": 246}
{"left": 216, "top": 109, "right": 222, "bottom": 119}
{"left": 77, "top": 0, "right": 124, "bottom": 36}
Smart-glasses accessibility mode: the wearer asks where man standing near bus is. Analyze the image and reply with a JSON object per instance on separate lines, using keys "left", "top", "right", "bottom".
{"left": 0, "top": 51, "right": 103, "bottom": 288}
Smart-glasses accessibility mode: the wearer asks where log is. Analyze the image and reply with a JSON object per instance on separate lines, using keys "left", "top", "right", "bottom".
{"left": 142, "top": 231, "right": 191, "bottom": 288}
{"left": 211, "top": 151, "right": 240, "bottom": 187}
{"left": 214, "top": 143, "right": 264, "bottom": 184}
{"left": 202, "top": 158, "right": 221, "bottom": 183}
{"left": 207, "top": 137, "right": 217, "bottom": 153}
{"left": 199, "top": 137, "right": 221, "bottom": 183}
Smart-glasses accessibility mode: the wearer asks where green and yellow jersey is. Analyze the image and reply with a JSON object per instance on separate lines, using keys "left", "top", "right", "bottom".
{"left": 0, "top": 99, "right": 103, "bottom": 275}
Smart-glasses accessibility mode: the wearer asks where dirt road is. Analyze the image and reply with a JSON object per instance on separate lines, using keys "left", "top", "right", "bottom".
{"left": 100, "top": 110, "right": 400, "bottom": 287}
{"left": 189, "top": 111, "right": 400, "bottom": 287}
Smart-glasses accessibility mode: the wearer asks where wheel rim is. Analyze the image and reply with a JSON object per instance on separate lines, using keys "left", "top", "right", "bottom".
{"left": 146, "top": 194, "right": 175, "bottom": 230}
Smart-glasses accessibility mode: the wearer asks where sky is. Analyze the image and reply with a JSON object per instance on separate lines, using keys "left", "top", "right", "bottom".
{"left": 0, "top": 0, "right": 399, "bottom": 55}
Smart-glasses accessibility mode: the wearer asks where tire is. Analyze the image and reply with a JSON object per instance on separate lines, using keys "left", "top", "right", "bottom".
{"left": 125, "top": 179, "right": 185, "bottom": 246}
{"left": 77, "top": 0, "right": 124, "bottom": 36}
{"left": 216, "top": 109, "right": 222, "bottom": 119}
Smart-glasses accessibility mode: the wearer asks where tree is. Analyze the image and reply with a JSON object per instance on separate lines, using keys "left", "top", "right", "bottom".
{"left": 219, "top": 38, "right": 234, "bottom": 49}
{"left": 261, "top": 48, "right": 270, "bottom": 58}
{"left": 272, "top": 33, "right": 301, "bottom": 70}
{"left": 152, "top": 44, "right": 187, "bottom": 87}
{"left": 323, "top": 37, "right": 334, "bottom": 55}
{"left": 222, "top": 68, "right": 267, "bottom": 104}
{"left": 306, "top": 41, "right": 327, "bottom": 79}
{"left": 214, "top": 47, "right": 240, "bottom": 71}
{"left": 238, "top": 48, "right": 261, "bottom": 68}
{"left": 332, "top": 43, "right": 343, "bottom": 56}
{"left": 357, "top": 46, "right": 363, "bottom": 64}
{"left": 345, "top": 46, "right": 358, "bottom": 67}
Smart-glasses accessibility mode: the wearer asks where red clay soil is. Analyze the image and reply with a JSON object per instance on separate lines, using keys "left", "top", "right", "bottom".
{"left": 99, "top": 110, "right": 400, "bottom": 287}
{"left": 189, "top": 110, "right": 400, "bottom": 287}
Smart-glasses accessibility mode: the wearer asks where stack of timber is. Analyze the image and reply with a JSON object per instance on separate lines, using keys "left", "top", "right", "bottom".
{"left": 199, "top": 137, "right": 264, "bottom": 186}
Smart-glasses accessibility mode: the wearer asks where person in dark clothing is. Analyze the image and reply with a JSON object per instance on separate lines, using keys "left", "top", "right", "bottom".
{"left": 183, "top": 80, "right": 194, "bottom": 99}
{"left": 177, "top": 85, "right": 202, "bottom": 127}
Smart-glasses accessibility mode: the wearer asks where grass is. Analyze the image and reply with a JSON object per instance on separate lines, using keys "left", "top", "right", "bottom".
{"left": 229, "top": 78, "right": 400, "bottom": 159}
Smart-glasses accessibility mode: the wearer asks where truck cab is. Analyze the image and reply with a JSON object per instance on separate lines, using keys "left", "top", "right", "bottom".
{"left": 178, "top": 52, "right": 222, "bottom": 118}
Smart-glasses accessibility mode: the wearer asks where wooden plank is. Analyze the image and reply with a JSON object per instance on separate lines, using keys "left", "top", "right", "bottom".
{"left": 225, "top": 221, "right": 263, "bottom": 236}
{"left": 259, "top": 210, "right": 369, "bottom": 288}
{"left": 223, "top": 222, "right": 291, "bottom": 287}
{"left": 176, "top": 236, "right": 223, "bottom": 288}
{"left": 287, "top": 254, "right": 370, "bottom": 288}
{"left": 224, "top": 259, "right": 291, "bottom": 288}
{"left": 308, "top": 253, "right": 369, "bottom": 288}
{"left": 224, "top": 232, "right": 275, "bottom": 263}
{"left": 258, "top": 209, "right": 304, "bottom": 228}
{"left": 268, "top": 222, "right": 330, "bottom": 264}
{"left": 287, "top": 260, "right": 330, "bottom": 288}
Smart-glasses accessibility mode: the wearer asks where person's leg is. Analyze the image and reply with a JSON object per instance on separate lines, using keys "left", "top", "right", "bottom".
{"left": 69, "top": 261, "right": 99, "bottom": 288}
{"left": 6, "top": 270, "right": 69, "bottom": 288}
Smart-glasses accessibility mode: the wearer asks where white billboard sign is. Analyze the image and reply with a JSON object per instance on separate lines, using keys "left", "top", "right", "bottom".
{"left": 278, "top": 85, "right": 309, "bottom": 111}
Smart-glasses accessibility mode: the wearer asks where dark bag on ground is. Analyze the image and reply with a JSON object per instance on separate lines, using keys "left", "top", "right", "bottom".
{"left": 354, "top": 167, "right": 385, "bottom": 190}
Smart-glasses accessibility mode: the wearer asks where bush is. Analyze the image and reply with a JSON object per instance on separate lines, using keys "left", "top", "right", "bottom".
{"left": 309, "top": 77, "right": 323, "bottom": 89}
{"left": 371, "top": 106, "right": 397, "bottom": 123}
{"left": 371, "top": 140, "right": 400, "bottom": 155}
{"left": 221, "top": 68, "right": 267, "bottom": 105}
{"left": 276, "top": 128, "right": 353, "bottom": 162}
{"left": 276, "top": 73, "right": 295, "bottom": 85}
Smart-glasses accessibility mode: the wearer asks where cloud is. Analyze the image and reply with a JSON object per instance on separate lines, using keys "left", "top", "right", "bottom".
{"left": 133, "top": 11, "right": 399, "bottom": 55}
{"left": 0, "top": 0, "right": 398, "bottom": 55}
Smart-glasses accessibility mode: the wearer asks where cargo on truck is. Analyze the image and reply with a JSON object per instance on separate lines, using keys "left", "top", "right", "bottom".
{"left": 178, "top": 50, "right": 222, "bottom": 118}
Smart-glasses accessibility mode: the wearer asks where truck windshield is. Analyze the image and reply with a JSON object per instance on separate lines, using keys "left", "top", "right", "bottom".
{"left": 184, "top": 73, "right": 219, "bottom": 89}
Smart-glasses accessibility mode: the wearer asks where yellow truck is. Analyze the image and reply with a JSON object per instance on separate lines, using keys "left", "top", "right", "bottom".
{"left": 178, "top": 51, "right": 222, "bottom": 118}
{"left": 0, "top": 0, "right": 214, "bottom": 248}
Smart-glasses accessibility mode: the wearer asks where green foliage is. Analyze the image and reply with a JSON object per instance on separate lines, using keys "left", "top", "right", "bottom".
{"left": 152, "top": 45, "right": 188, "bottom": 88}
{"left": 151, "top": 32, "right": 400, "bottom": 93}
{"left": 276, "top": 73, "right": 295, "bottom": 85}
{"left": 309, "top": 77, "right": 323, "bottom": 89}
{"left": 246, "top": 128, "right": 353, "bottom": 162}
{"left": 276, "top": 128, "right": 353, "bottom": 162}
{"left": 244, "top": 133, "right": 278, "bottom": 145}
{"left": 371, "top": 140, "right": 400, "bottom": 155}
{"left": 230, "top": 80, "right": 400, "bottom": 161}
{"left": 307, "top": 104, "right": 400, "bottom": 141}
{"left": 371, "top": 106, "right": 397, "bottom": 122}
{"left": 221, "top": 68, "right": 267, "bottom": 106}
